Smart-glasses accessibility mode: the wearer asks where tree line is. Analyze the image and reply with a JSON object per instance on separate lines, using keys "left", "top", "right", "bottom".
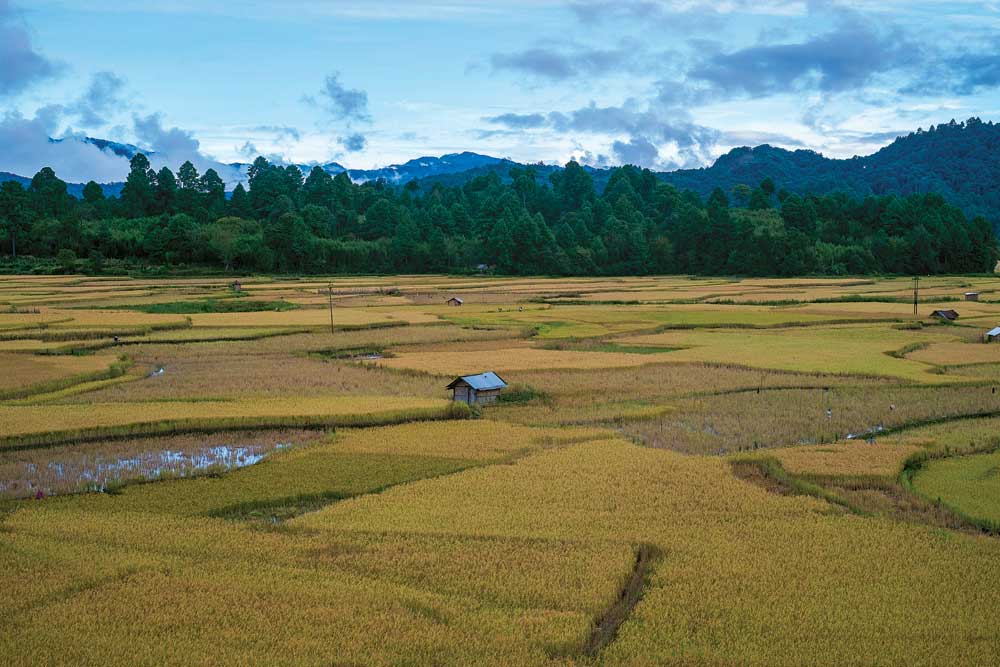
{"left": 0, "top": 152, "right": 996, "bottom": 276}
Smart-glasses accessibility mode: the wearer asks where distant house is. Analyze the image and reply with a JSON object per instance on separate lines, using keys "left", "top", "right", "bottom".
{"left": 965, "top": 292, "right": 980, "bottom": 302}
{"left": 986, "top": 327, "right": 1000, "bottom": 342}
{"left": 447, "top": 371, "right": 507, "bottom": 405}
{"left": 446, "top": 296, "right": 464, "bottom": 307}
{"left": 930, "top": 309, "right": 959, "bottom": 321}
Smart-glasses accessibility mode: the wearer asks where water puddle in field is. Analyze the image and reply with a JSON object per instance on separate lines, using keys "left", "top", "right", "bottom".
{"left": 0, "top": 430, "right": 315, "bottom": 499}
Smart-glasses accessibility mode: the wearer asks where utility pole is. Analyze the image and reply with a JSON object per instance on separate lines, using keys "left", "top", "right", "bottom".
{"left": 913, "top": 276, "right": 920, "bottom": 318}
{"left": 328, "top": 283, "right": 335, "bottom": 334}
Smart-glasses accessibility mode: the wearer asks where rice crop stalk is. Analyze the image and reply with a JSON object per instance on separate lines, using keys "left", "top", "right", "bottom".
{"left": 0, "top": 401, "right": 471, "bottom": 452}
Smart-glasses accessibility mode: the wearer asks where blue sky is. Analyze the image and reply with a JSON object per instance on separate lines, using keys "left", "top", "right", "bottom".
{"left": 3, "top": 0, "right": 1000, "bottom": 183}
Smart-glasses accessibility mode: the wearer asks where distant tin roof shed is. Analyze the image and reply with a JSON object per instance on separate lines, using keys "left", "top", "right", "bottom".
{"left": 930, "top": 309, "right": 959, "bottom": 320}
{"left": 988, "top": 326, "right": 1000, "bottom": 338}
{"left": 446, "top": 296, "right": 464, "bottom": 305}
{"left": 446, "top": 371, "right": 507, "bottom": 391}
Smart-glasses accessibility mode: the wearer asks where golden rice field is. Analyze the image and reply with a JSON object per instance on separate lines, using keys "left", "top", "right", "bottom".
{"left": 0, "top": 395, "right": 453, "bottom": 443}
{"left": 620, "top": 324, "right": 972, "bottom": 382}
{"left": 2, "top": 274, "right": 1000, "bottom": 666}
{"left": 769, "top": 440, "right": 925, "bottom": 478}
{"left": 374, "top": 345, "right": 670, "bottom": 374}
{"left": 0, "top": 352, "right": 119, "bottom": 393}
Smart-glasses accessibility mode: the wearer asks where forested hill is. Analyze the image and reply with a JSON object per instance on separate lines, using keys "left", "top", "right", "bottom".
{"left": 1, "top": 151, "right": 997, "bottom": 277}
{"left": 657, "top": 118, "right": 1000, "bottom": 223}
{"left": 4, "top": 118, "right": 998, "bottom": 225}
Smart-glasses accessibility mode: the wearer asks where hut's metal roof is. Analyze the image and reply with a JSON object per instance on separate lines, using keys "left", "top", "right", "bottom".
{"left": 987, "top": 326, "right": 1000, "bottom": 337}
{"left": 446, "top": 371, "right": 507, "bottom": 391}
{"left": 930, "top": 309, "right": 959, "bottom": 320}
{"left": 447, "top": 296, "right": 464, "bottom": 304}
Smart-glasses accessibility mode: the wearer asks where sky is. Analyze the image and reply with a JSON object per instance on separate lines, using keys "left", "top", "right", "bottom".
{"left": 3, "top": 0, "right": 1000, "bottom": 184}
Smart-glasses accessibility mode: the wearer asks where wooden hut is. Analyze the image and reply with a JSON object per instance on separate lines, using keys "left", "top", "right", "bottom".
{"left": 446, "top": 297, "right": 464, "bottom": 306}
{"left": 930, "top": 309, "right": 959, "bottom": 321}
{"left": 965, "top": 292, "right": 980, "bottom": 302}
{"left": 447, "top": 372, "right": 507, "bottom": 405}
{"left": 986, "top": 326, "right": 1000, "bottom": 343}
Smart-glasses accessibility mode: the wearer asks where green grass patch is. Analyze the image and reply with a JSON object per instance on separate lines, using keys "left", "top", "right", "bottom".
{"left": 497, "top": 383, "right": 550, "bottom": 405}
{"left": 125, "top": 299, "right": 298, "bottom": 314}
{"left": 906, "top": 448, "right": 1000, "bottom": 533}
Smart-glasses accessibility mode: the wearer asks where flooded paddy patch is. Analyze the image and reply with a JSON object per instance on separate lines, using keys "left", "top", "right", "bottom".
{"left": 0, "top": 428, "right": 323, "bottom": 499}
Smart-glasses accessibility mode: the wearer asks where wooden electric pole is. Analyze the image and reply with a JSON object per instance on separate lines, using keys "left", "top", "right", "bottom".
{"left": 328, "top": 284, "right": 335, "bottom": 334}
{"left": 912, "top": 276, "right": 919, "bottom": 318}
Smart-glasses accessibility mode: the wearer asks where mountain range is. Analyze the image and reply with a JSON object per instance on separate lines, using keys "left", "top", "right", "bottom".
{"left": 2, "top": 118, "right": 998, "bottom": 222}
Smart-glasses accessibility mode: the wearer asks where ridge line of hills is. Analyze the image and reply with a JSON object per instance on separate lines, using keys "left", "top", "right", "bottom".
{"left": 2, "top": 117, "right": 998, "bottom": 223}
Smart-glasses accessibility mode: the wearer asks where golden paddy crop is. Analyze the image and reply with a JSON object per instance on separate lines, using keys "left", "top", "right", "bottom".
{"left": 186, "top": 307, "right": 395, "bottom": 328}
{"left": 438, "top": 302, "right": 864, "bottom": 339}
{"left": 0, "top": 505, "right": 632, "bottom": 666}
{"left": 619, "top": 323, "right": 963, "bottom": 382}
{"left": 768, "top": 441, "right": 924, "bottom": 478}
{"left": 374, "top": 345, "right": 667, "bottom": 375}
{"left": 40, "top": 308, "right": 191, "bottom": 327}
{"left": 4, "top": 274, "right": 1000, "bottom": 666}
{"left": 0, "top": 353, "right": 119, "bottom": 394}
{"left": 907, "top": 340, "right": 1000, "bottom": 365}
{"left": 296, "top": 438, "right": 1000, "bottom": 666}
{"left": 48, "top": 421, "right": 590, "bottom": 515}
{"left": 0, "top": 395, "right": 452, "bottom": 443}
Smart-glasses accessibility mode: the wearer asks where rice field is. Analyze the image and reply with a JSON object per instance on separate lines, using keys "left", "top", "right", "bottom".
{"left": 0, "top": 353, "right": 120, "bottom": 394}
{"left": 374, "top": 345, "right": 671, "bottom": 374}
{"left": 0, "top": 395, "right": 454, "bottom": 444}
{"left": 619, "top": 324, "right": 970, "bottom": 382}
{"left": 2, "top": 273, "right": 1000, "bottom": 666}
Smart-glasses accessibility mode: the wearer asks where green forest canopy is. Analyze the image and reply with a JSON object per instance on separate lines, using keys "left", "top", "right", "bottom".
{"left": 0, "top": 151, "right": 996, "bottom": 276}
